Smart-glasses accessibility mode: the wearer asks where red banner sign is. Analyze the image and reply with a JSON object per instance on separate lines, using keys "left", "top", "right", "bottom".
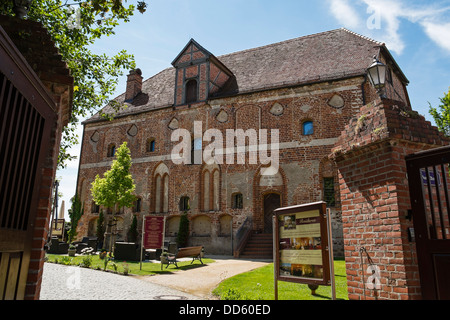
{"left": 143, "top": 216, "right": 165, "bottom": 249}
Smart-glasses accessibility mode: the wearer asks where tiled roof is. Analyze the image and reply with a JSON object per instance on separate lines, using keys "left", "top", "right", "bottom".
{"left": 85, "top": 28, "right": 394, "bottom": 123}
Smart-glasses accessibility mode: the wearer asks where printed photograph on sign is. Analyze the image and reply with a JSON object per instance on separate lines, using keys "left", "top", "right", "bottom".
{"left": 278, "top": 210, "right": 323, "bottom": 280}
{"left": 274, "top": 202, "right": 330, "bottom": 285}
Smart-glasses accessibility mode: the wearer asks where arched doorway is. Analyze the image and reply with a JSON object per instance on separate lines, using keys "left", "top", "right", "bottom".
{"left": 263, "top": 193, "right": 281, "bottom": 233}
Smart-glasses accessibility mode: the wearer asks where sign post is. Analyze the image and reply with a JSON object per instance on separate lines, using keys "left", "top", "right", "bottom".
{"left": 273, "top": 201, "right": 332, "bottom": 299}
{"left": 140, "top": 215, "right": 166, "bottom": 270}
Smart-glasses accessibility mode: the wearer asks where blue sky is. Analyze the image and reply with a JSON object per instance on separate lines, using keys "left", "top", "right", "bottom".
{"left": 56, "top": 0, "right": 450, "bottom": 218}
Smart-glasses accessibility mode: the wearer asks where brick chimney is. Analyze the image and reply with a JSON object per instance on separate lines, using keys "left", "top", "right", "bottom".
{"left": 125, "top": 68, "right": 143, "bottom": 102}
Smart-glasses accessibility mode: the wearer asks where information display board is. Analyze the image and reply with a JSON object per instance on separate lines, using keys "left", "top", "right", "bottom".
{"left": 143, "top": 216, "right": 165, "bottom": 249}
{"left": 274, "top": 202, "right": 330, "bottom": 286}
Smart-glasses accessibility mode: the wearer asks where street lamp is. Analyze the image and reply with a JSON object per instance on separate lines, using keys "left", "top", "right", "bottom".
{"left": 367, "top": 56, "right": 387, "bottom": 97}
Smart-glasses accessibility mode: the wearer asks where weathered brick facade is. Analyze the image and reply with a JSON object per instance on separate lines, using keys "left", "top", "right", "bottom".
{"left": 76, "top": 29, "right": 411, "bottom": 260}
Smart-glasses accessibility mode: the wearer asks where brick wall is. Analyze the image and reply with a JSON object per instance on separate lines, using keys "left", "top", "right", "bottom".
{"left": 331, "top": 98, "right": 449, "bottom": 300}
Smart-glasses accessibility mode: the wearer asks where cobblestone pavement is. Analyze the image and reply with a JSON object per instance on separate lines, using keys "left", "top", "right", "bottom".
{"left": 39, "top": 263, "right": 201, "bottom": 300}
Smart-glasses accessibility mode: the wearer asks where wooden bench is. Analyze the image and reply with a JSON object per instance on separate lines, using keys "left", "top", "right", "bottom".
{"left": 161, "top": 246, "right": 203, "bottom": 269}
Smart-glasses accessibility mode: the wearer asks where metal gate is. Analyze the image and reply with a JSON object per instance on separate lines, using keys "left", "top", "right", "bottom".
{"left": 0, "top": 27, "right": 57, "bottom": 299}
{"left": 406, "top": 146, "right": 450, "bottom": 300}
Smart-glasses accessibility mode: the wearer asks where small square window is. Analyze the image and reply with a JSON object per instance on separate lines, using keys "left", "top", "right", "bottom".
{"left": 302, "top": 121, "right": 314, "bottom": 136}
{"left": 148, "top": 139, "right": 156, "bottom": 152}
{"left": 133, "top": 198, "right": 142, "bottom": 213}
{"left": 232, "top": 193, "right": 243, "bottom": 209}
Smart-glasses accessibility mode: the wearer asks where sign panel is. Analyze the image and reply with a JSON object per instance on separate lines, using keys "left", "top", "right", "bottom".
{"left": 51, "top": 219, "right": 65, "bottom": 237}
{"left": 143, "top": 216, "right": 165, "bottom": 249}
{"left": 274, "top": 202, "right": 330, "bottom": 286}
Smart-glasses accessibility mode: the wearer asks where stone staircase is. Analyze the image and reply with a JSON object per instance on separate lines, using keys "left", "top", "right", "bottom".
{"left": 239, "top": 233, "right": 273, "bottom": 260}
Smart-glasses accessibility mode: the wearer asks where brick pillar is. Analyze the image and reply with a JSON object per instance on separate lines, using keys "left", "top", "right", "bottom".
{"left": 330, "top": 98, "right": 449, "bottom": 300}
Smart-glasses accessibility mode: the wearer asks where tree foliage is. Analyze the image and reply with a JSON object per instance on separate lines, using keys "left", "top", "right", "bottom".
{"left": 429, "top": 87, "right": 450, "bottom": 137}
{"left": 0, "top": 0, "right": 147, "bottom": 168}
{"left": 67, "top": 194, "right": 84, "bottom": 242}
{"left": 91, "top": 142, "right": 136, "bottom": 212}
{"left": 177, "top": 213, "right": 190, "bottom": 248}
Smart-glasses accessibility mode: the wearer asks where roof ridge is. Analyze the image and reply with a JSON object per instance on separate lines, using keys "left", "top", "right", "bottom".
{"left": 339, "top": 28, "right": 384, "bottom": 46}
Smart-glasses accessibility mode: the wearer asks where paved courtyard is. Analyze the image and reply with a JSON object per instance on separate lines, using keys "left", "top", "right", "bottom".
{"left": 40, "top": 262, "right": 201, "bottom": 300}
{"left": 39, "top": 256, "right": 270, "bottom": 300}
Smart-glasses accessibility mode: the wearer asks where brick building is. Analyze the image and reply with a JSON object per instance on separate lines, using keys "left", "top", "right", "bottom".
{"left": 76, "top": 28, "right": 411, "bottom": 258}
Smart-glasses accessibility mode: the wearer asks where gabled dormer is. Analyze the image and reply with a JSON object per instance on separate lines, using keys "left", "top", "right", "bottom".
{"left": 172, "top": 39, "right": 233, "bottom": 106}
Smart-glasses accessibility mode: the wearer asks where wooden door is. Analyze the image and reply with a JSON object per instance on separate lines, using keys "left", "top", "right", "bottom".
{"left": 264, "top": 193, "right": 281, "bottom": 234}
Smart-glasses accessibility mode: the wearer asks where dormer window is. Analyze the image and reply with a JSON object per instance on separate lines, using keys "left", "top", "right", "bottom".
{"left": 185, "top": 79, "right": 198, "bottom": 104}
{"left": 172, "top": 39, "right": 233, "bottom": 106}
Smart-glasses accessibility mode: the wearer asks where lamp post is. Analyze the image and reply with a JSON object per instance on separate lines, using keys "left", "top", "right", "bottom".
{"left": 367, "top": 56, "right": 387, "bottom": 98}
{"left": 13, "top": 0, "right": 33, "bottom": 18}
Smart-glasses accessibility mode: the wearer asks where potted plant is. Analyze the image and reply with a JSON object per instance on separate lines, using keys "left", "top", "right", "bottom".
{"left": 99, "top": 249, "right": 108, "bottom": 260}
{"left": 68, "top": 243, "right": 76, "bottom": 257}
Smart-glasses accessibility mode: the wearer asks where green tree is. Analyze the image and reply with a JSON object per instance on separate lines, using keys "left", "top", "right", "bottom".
{"left": 0, "top": 0, "right": 147, "bottom": 168}
{"left": 177, "top": 213, "right": 190, "bottom": 248}
{"left": 429, "top": 87, "right": 450, "bottom": 137}
{"left": 91, "top": 142, "right": 136, "bottom": 210}
{"left": 67, "top": 194, "right": 84, "bottom": 243}
{"left": 127, "top": 214, "right": 138, "bottom": 243}
{"left": 91, "top": 142, "right": 136, "bottom": 249}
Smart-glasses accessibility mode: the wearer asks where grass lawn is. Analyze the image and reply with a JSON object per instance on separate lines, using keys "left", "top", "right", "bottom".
{"left": 45, "top": 253, "right": 215, "bottom": 276}
{"left": 213, "top": 259, "right": 348, "bottom": 300}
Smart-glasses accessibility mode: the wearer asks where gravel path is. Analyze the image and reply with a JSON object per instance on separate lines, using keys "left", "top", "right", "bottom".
{"left": 39, "top": 263, "right": 201, "bottom": 300}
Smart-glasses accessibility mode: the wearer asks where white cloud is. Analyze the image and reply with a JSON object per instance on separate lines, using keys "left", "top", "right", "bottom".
{"left": 328, "top": 0, "right": 450, "bottom": 55}
{"left": 329, "top": 0, "right": 362, "bottom": 29}
{"left": 421, "top": 20, "right": 450, "bottom": 53}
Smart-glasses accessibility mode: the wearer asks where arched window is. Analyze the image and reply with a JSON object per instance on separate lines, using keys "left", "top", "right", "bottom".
{"left": 185, "top": 79, "right": 198, "bottom": 103}
{"left": 107, "top": 143, "right": 116, "bottom": 157}
{"left": 201, "top": 165, "right": 220, "bottom": 211}
{"left": 302, "top": 121, "right": 314, "bottom": 136}
{"left": 153, "top": 163, "right": 169, "bottom": 213}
